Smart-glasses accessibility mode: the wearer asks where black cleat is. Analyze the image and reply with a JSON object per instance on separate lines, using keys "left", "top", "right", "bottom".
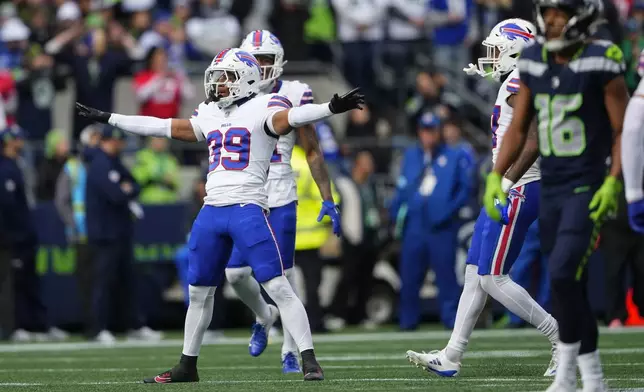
{"left": 302, "top": 360, "right": 324, "bottom": 381}
{"left": 142, "top": 365, "right": 199, "bottom": 384}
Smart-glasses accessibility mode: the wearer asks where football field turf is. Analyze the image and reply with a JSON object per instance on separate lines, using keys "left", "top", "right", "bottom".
{"left": 1, "top": 327, "right": 644, "bottom": 391}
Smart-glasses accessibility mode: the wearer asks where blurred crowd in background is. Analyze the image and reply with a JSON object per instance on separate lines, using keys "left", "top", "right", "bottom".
{"left": 0, "top": 0, "right": 644, "bottom": 342}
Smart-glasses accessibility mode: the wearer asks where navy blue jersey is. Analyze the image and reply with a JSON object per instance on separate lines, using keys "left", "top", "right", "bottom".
{"left": 518, "top": 40, "right": 626, "bottom": 194}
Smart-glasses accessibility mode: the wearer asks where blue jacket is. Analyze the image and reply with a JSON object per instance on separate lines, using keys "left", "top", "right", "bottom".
{"left": 85, "top": 148, "right": 140, "bottom": 242}
{"left": 0, "top": 155, "right": 36, "bottom": 247}
{"left": 389, "top": 144, "right": 473, "bottom": 232}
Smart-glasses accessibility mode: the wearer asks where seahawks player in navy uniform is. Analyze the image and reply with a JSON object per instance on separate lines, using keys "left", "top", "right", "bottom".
{"left": 483, "top": 0, "right": 629, "bottom": 391}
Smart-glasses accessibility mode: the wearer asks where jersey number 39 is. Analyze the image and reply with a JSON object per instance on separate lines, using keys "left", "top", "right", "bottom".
{"left": 208, "top": 128, "right": 251, "bottom": 171}
{"left": 534, "top": 93, "right": 586, "bottom": 157}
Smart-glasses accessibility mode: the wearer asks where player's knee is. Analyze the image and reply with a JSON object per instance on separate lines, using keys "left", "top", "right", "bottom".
{"left": 225, "top": 266, "right": 252, "bottom": 285}
{"left": 262, "top": 275, "right": 295, "bottom": 305}
{"left": 479, "top": 274, "right": 510, "bottom": 293}
{"left": 188, "top": 285, "right": 215, "bottom": 307}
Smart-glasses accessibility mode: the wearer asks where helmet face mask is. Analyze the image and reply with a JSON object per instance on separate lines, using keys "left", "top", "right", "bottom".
{"left": 239, "top": 30, "right": 287, "bottom": 92}
{"left": 476, "top": 19, "right": 536, "bottom": 81}
{"left": 204, "top": 48, "right": 261, "bottom": 109}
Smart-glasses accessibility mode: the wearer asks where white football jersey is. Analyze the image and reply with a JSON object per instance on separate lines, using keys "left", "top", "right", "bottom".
{"left": 265, "top": 79, "right": 314, "bottom": 208}
{"left": 190, "top": 93, "right": 292, "bottom": 210}
{"left": 492, "top": 69, "right": 540, "bottom": 189}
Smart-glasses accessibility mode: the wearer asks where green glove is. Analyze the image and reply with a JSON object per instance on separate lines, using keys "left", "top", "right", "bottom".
{"left": 589, "top": 176, "right": 623, "bottom": 222}
{"left": 483, "top": 172, "right": 507, "bottom": 222}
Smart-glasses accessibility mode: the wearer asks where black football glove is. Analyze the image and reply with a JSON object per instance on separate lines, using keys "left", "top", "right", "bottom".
{"left": 328, "top": 87, "right": 365, "bottom": 114}
{"left": 76, "top": 102, "right": 111, "bottom": 124}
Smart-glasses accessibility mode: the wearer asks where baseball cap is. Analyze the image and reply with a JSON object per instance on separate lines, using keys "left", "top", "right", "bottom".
{"left": 0, "top": 125, "right": 25, "bottom": 145}
{"left": 418, "top": 112, "right": 441, "bottom": 130}
{"left": 101, "top": 125, "right": 126, "bottom": 140}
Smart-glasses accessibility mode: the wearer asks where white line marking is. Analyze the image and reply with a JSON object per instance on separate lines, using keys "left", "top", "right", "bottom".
{"left": 0, "top": 327, "right": 642, "bottom": 353}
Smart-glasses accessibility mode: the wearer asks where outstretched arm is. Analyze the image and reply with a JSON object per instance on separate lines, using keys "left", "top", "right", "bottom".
{"left": 297, "top": 125, "right": 334, "bottom": 202}
{"left": 267, "top": 88, "right": 365, "bottom": 136}
{"left": 75, "top": 103, "right": 203, "bottom": 143}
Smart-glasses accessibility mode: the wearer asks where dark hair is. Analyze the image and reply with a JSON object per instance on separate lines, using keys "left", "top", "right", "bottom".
{"left": 145, "top": 45, "right": 166, "bottom": 70}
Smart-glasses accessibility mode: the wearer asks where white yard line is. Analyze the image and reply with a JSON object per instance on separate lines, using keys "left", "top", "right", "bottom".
{"left": 0, "top": 327, "right": 642, "bottom": 353}
{"left": 1, "top": 348, "right": 643, "bottom": 365}
{"left": 0, "top": 377, "right": 642, "bottom": 387}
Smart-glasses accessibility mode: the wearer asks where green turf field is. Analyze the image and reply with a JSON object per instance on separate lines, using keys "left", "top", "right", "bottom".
{"left": 1, "top": 327, "right": 643, "bottom": 391}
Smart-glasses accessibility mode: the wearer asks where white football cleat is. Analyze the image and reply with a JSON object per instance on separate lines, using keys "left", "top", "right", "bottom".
{"left": 405, "top": 349, "right": 460, "bottom": 377}
{"left": 544, "top": 344, "right": 558, "bottom": 377}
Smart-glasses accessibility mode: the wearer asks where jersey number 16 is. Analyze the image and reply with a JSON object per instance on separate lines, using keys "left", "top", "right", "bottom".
{"left": 534, "top": 93, "right": 586, "bottom": 157}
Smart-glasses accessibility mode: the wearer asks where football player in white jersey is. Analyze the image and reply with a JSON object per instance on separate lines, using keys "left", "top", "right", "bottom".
{"left": 405, "top": 19, "right": 560, "bottom": 377}
{"left": 622, "top": 48, "right": 644, "bottom": 234}
{"left": 76, "top": 47, "right": 363, "bottom": 383}
{"left": 193, "top": 30, "right": 339, "bottom": 374}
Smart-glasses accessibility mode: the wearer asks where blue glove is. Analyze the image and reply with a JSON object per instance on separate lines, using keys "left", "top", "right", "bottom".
{"left": 317, "top": 201, "right": 342, "bottom": 237}
{"left": 628, "top": 199, "right": 644, "bottom": 234}
{"left": 495, "top": 198, "right": 510, "bottom": 225}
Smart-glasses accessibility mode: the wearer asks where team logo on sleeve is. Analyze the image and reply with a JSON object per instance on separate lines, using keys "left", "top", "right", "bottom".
{"left": 5, "top": 179, "right": 15, "bottom": 192}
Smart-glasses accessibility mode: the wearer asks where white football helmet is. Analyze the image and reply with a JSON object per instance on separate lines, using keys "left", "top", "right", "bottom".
{"left": 239, "top": 30, "right": 287, "bottom": 91}
{"left": 476, "top": 18, "right": 536, "bottom": 81}
{"left": 204, "top": 48, "right": 262, "bottom": 109}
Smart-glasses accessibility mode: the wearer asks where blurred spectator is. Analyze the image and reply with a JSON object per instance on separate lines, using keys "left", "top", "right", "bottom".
{"left": 85, "top": 126, "right": 159, "bottom": 343}
{"left": 271, "top": 0, "right": 310, "bottom": 62}
{"left": 327, "top": 150, "right": 380, "bottom": 330}
{"left": 133, "top": 46, "right": 194, "bottom": 119}
{"left": 54, "top": 124, "right": 101, "bottom": 338}
{"left": 346, "top": 104, "right": 375, "bottom": 139}
{"left": 0, "top": 126, "right": 66, "bottom": 342}
{"left": 122, "top": 0, "right": 154, "bottom": 41}
{"left": 600, "top": 188, "right": 644, "bottom": 328}
{"left": 427, "top": 0, "right": 472, "bottom": 85}
{"left": 303, "top": 0, "right": 336, "bottom": 63}
{"left": 442, "top": 119, "right": 476, "bottom": 164}
{"left": 36, "top": 128, "right": 69, "bottom": 201}
{"left": 132, "top": 137, "right": 180, "bottom": 204}
{"left": 55, "top": 2, "right": 82, "bottom": 32}
{"left": 185, "top": 8, "right": 240, "bottom": 58}
{"left": 385, "top": 0, "right": 427, "bottom": 107}
{"left": 405, "top": 71, "right": 448, "bottom": 134}
{"left": 331, "top": 0, "right": 388, "bottom": 102}
{"left": 389, "top": 113, "right": 472, "bottom": 330}
{"left": 0, "top": 70, "right": 17, "bottom": 129}
{"left": 47, "top": 25, "right": 137, "bottom": 140}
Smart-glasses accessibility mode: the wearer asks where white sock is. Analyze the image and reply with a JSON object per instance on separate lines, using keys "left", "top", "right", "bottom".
{"left": 182, "top": 285, "right": 216, "bottom": 357}
{"left": 281, "top": 268, "right": 300, "bottom": 357}
{"left": 263, "top": 275, "right": 313, "bottom": 353}
{"left": 480, "top": 274, "right": 559, "bottom": 345}
{"left": 445, "top": 265, "right": 488, "bottom": 363}
{"left": 578, "top": 350, "right": 604, "bottom": 388}
{"left": 225, "top": 267, "right": 272, "bottom": 323}
{"left": 555, "top": 341, "right": 581, "bottom": 385}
